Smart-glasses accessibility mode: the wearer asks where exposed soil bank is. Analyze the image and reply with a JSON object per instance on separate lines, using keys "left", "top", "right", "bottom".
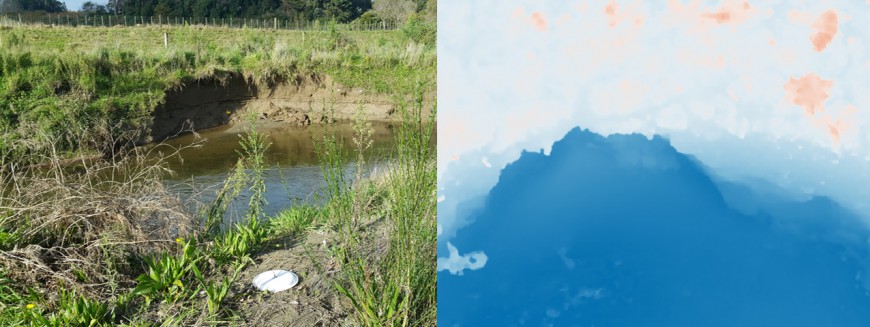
{"left": 146, "top": 73, "right": 433, "bottom": 143}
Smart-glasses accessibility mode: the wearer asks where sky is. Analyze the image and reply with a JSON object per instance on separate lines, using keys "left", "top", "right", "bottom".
{"left": 63, "top": 0, "right": 104, "bottom": 11}
{"left": 438, "top": 0, "right": 870, "bottom": 324}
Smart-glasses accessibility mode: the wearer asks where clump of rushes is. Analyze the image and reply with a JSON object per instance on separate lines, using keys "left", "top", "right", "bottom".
{"left": 315, "top": 77, "right": 436, "bottom": 326}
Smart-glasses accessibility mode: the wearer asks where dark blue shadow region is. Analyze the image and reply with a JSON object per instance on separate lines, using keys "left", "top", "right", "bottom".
{"left": 438, "top": 127, "right": 870, "bottom": 327}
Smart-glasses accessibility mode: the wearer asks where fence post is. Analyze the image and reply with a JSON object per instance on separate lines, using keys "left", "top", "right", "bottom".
{"left": 164, "top": 32, "right": 168, "bottom": 48}
{"left": 274, "top": 17, "right": 277, "bottom": 29}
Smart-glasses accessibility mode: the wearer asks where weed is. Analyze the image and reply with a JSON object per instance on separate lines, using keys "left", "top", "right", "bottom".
{"left": 210, "top": 219, "right": 266, "bottom": 265}
{"left": 133, "top": 239, "right": 203, "bottom": 304}
{"left": 200, "top": 263, "right": 244, "bottom": 317}
{"left": 46, "top": 289, "right": 112, "bottom": 327}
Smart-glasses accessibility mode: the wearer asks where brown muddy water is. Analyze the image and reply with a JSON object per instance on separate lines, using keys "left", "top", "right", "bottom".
{"left": 149, "top": 121, "right": 402, "bottom": 224}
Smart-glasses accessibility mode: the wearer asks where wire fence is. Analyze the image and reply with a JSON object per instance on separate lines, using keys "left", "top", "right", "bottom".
{"left": 0, "top": 13, "right": 401, "bottom": 31}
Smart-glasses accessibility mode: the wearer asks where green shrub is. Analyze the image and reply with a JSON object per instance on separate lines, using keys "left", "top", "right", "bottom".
{"left": 401, "top": 14, "right": 435, "bottom": 47}
{"left": 354, "top": 11, "right": 383, "bottom": 26}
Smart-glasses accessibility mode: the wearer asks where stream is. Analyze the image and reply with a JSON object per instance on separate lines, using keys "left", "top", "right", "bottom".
{"left": 149, "top": 121, "right": 400, "bottom": 224}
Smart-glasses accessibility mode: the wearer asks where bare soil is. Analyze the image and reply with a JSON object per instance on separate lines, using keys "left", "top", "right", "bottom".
{"left": 229, "top": 231, "right": 353, "bottom": 327}
{"left": 146, "top": 73, "right": 431, "bottom": 144}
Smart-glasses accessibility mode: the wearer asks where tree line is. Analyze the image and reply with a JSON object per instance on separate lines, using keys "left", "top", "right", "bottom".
{"left": 1, "top": 0, "right": 434, "bottom": 24}
{"left": 0, "top": 0, "right": 66, "bottom": 13}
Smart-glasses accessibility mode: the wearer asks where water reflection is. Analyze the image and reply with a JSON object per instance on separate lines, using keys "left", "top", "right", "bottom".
{"left": 150, "top": 121, "right": 403, "bottom": 223}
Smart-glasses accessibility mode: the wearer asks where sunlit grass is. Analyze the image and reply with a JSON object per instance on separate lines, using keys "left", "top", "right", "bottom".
{"left": 0, "top": 23, "right": 435, "bottom": 166}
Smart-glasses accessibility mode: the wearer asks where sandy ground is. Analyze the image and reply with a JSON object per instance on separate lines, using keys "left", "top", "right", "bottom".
{"left": 229, "top": 230, "right": 353, "bottom": 326}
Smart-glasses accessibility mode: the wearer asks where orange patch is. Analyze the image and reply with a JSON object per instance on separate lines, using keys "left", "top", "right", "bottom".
{"left": 828, "top": 123, "right": 842, "bottom": 143}
{"left": 810, "top": 10, "right": 838, "bottom": 52}
{"left": 602, "top": 0, "right": 644, "bottom": 29}
{"left": 783, "top": 73, "right": 834, "bottom": 116}
{"left": 701, "top": 0, "right": 754, "bottom": 24}
{"left": 531, "top": 12, "right": 548, "bottom": 32}
{"left": 819, "top": 113, "right": 851, "bottom": 144}
{"left": 605, "top": 0, "right": 619, "bottom": 27}
{"left": 702, "top": 12, "right": 732, "bottom": 23}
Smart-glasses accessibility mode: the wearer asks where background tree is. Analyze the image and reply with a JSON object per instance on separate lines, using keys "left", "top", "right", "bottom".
{"left": 322, "top": 0, "right": 353, "bottom": 22}
{"left": 0, "top": 0, "right": 67, "bottom": 13}
{"left": 153, "top": 2, "right": 171, "bottom": 17}
{"left": 81, "top": 1, "right": 108, "bottom": 13}
{"left": 372, "top": 0, "right": 415, "bottom": 26}
{"left": 101, "top": 0, "right": 369, "bottom": 21}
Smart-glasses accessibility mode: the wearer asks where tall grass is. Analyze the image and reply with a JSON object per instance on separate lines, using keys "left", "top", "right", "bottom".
{"left": 316, "top": 78, "right": 436, "bottom": 326}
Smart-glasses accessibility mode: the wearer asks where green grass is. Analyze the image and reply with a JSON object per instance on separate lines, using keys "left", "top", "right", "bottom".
{"left": 267, "top": 205, "right": 321, "bottom": 236}
{"left": 0, "top": 21, "right": 435, "bottom": 326}
{"left": 0, "top": 22, "right": 435, "bottom": 166}
{"left": 315, "top": 82, "right": 436, "bottom": 326}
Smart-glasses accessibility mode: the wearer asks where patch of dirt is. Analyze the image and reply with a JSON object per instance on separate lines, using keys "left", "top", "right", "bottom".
{"left": 229, "top": 214, "right": 393, "bottom": 326}
{"left": 146, "top": 73, "right": 432, "bottom": 144}
{"left": 230, "top": 231, "right": 352, "bottom": 327}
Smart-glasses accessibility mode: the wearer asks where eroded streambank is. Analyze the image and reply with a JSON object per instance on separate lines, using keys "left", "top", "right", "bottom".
{"left": 146, "top": 73, "right": 434, "bottom": 144}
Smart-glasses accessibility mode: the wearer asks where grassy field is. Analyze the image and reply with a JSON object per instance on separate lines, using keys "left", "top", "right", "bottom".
{"left": 0, "top": 20, "right": 435, "bottom": 166}
{"left": 0, "top": 21, "right": 435, "bottom": 326}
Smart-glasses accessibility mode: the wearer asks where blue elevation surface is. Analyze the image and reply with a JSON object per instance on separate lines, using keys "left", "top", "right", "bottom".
{"left": 439, "top": 127, "right": 870, "bottom": 327}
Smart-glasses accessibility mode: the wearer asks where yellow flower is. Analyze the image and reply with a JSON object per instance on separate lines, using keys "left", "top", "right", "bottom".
{"left": 175, "top": 238, "right": 183, "bottom": 243}
{"left": 226, "top": 110, "right": 232, "bottom": 115}
{"left": 26, "top": 303, "right": 35, "bottom": 309}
